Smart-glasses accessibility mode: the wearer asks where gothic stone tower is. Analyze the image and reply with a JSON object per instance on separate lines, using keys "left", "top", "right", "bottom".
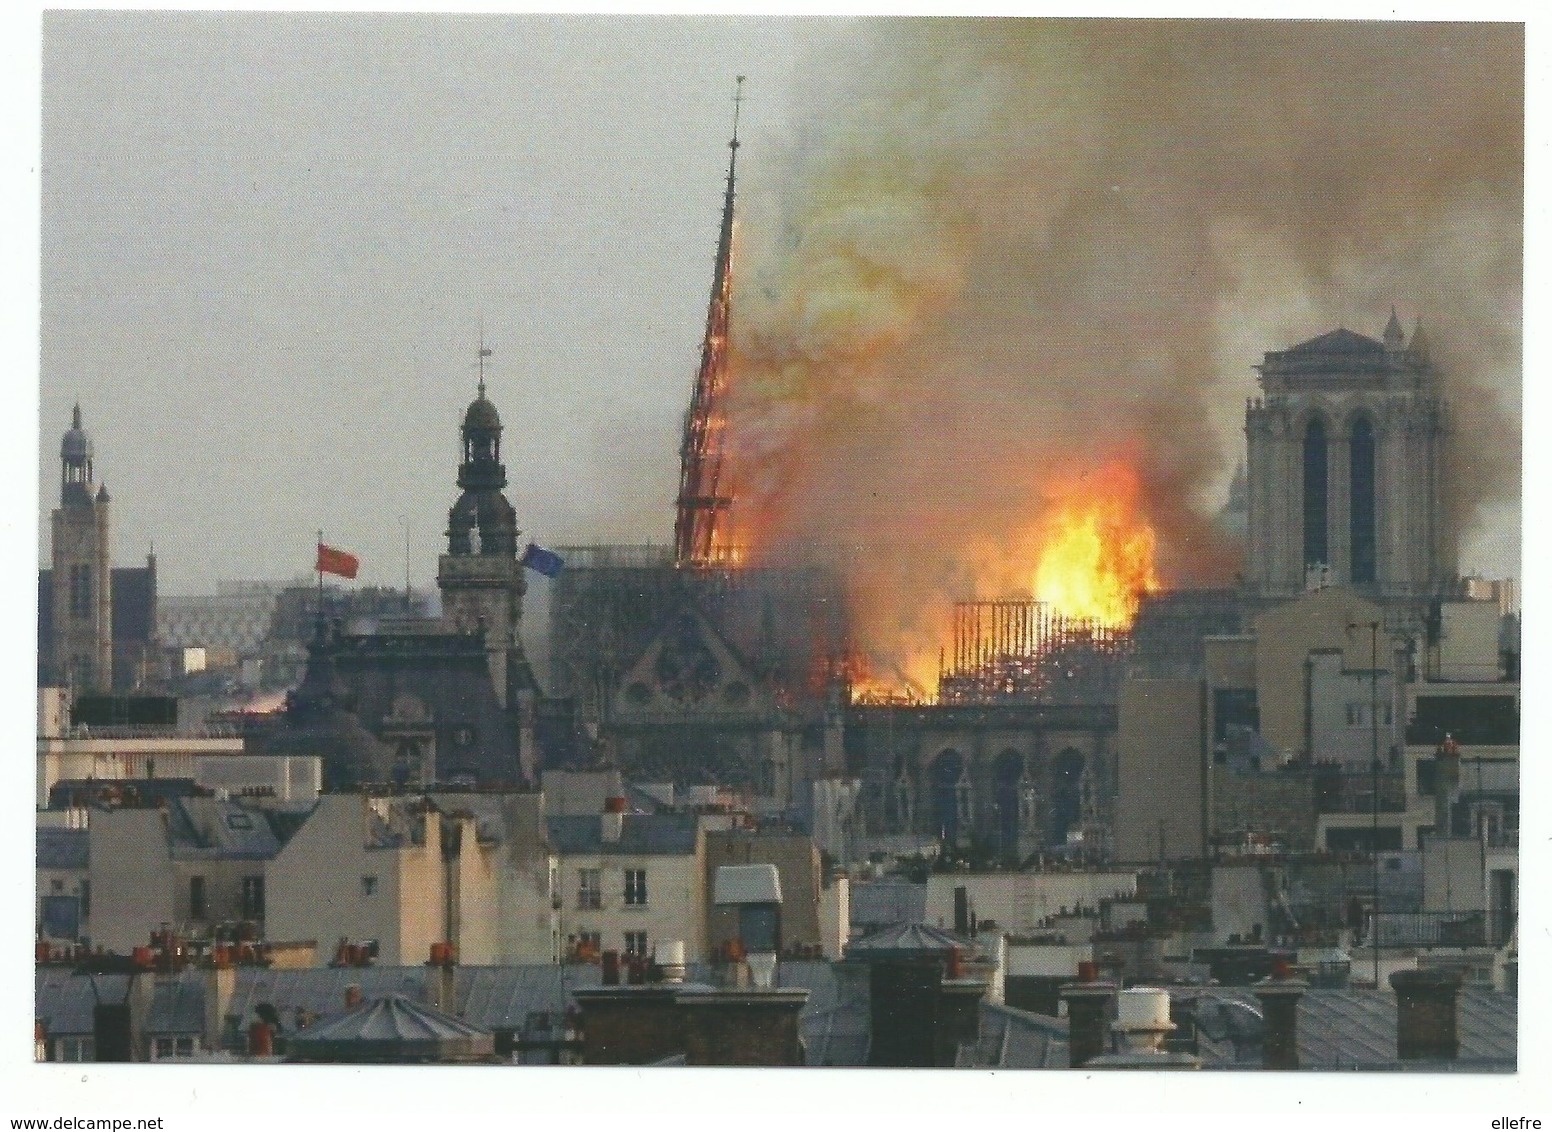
{"left": 1245, "top": 312, "right": 1452, "bottom": 601}
{"left": 49, "top": 405, "right": 114, "bottom": 690}
{"left": 436, "top": 376, "right": 530, "bottom": 709}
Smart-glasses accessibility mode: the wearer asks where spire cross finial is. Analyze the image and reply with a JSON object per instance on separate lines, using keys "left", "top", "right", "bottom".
{"left": 477, "top": 319, "right": 491, "bottom": 398}
{"left": 730, "top": 75, "right": 746, "bottom": 152}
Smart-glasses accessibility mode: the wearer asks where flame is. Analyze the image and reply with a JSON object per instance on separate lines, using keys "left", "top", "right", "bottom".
{"left": 1032, "top": 462, "right": 1160, "bottom": 628}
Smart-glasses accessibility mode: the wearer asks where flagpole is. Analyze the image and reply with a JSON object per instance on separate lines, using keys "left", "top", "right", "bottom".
{"left": 316, "top": 528, "right": 324, "bottom": 629}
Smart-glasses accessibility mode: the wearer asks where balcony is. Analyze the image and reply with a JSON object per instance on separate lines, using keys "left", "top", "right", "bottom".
{"left": 1370, "top": 911, "right": 1513, "bottom": 950}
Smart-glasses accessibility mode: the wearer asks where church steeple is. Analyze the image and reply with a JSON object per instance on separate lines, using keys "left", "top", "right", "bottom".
{"left": 447, "top": 343, "right": 518, "bottom": 557}
{"left": 60, "top": 403, "right": 96, "bottom": 504}
{"left": 674, "top": 77, "right": 744, "bottom": 569}
{"left": 1382, "top": 306, "right": 1406, "bottom": 352}
{"left": 1406, "top": 318, "right": 1432, "bottom": 368}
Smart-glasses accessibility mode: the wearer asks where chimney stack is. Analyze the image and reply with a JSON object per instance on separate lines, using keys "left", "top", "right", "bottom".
{"left": 1086, "top": 988, "right": 1201, "bottom": 1069}
{"left": 1390, "top": 968, "right": 1464, "bottom": 1061}
{"left": 425, "top": 941, "right": 458, "bottom": 1013}
{"left": 1060, "top": 961, "right": 1117, "bottom": 1067}
{"left": 602, "top": 796, "right": 627, "bottom": 843}
{"left": 657, "top": 940, "right": 686, "bottom": 984}
{"left": 953, "top": 886, "right": 971, "bottom": 936}
{"left": 1252, "top": 958, "right": 1308, "bottom": 1070}
{"left": 204, "top": 956, "right": 238, "bottom": 1053}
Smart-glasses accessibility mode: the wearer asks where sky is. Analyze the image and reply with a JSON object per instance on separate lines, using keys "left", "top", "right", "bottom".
{"left": 34, "top": 13, "right": 1524, "bottom": 600}
{"left": 37, "top": 13, "right": 819, "bottom": 594}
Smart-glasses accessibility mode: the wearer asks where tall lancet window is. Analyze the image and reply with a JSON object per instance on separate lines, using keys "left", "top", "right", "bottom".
{"left": 1303, "top": 417, "right": 1329, "bottom": 570}
{"left": 1350, "top": 416, "right": 1377, "bottom": 585}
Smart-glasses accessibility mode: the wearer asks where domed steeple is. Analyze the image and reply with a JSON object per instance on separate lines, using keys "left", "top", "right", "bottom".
{"left": 447, "top": 348, "right": 518, "bottom": 557}
{"left": 60, "top": 404, "right": 97, "bottom": 504}
{"left": 463, "top": 381, "right": 502, "bottom": 433}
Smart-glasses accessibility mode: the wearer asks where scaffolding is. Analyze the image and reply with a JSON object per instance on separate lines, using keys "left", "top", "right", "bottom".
{"left": 937, "top": 599, "right": 1132, "bottom": 705}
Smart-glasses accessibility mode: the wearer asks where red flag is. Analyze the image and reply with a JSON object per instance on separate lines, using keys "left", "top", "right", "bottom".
{"left": 316, "top": 543, "right": 359, "bottom": 579}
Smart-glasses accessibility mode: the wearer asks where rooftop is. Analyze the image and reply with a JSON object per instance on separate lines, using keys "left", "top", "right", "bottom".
{"left": 545, "top": 812, "right": 700, "bottom": 855}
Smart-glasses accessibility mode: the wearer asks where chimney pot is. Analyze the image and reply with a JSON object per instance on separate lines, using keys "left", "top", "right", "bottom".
{"left": 344, "top": 984, "right": 364, "bottom": 1010}
{"left": 247, "top": 1021, "right": 274, "bottom": 1057}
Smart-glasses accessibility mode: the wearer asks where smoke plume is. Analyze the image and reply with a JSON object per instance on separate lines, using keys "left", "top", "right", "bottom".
{"left": 728, "top": 20, "right": 1522, "bottom": 680}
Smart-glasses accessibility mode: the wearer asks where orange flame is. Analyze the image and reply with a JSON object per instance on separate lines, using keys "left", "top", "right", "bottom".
{"left": 1032, "top": 462, "right": 1160, "bottom": 628}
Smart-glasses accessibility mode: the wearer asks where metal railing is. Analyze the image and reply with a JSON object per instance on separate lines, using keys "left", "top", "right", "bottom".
{"left": 1370, "top": 911, "right": 1513, "bottom": 949}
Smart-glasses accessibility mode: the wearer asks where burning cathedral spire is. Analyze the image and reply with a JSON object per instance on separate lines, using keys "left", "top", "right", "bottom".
{"left": 673, "top": 77, "right": 744, "bottom": 569}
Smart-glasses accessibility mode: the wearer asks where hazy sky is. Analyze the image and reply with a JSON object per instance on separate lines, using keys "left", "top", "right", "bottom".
{"left": 39, "top": 13, "right": 819, "bottom": 593}
{"left": 36, "top": 13, "right": 1522, "bottom": 596}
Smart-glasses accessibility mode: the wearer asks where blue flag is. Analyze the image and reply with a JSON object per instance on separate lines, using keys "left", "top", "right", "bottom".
{"left": 521, "top": 543, "right": 565, "bottom": 578}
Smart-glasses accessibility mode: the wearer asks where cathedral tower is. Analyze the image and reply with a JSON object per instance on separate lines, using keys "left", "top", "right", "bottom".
{"left": 436, "top": 359, "right": 532, "bottom": 709}
{"left": 1245, "top": 312, "right": 1452, "bottom": 601}
{"left": 49, "top": 405, "right": 114, "bottom": 690}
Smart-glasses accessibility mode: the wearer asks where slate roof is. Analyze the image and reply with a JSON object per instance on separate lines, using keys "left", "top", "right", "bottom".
{"left": 545, "top": 812, "right": 700, "bottom": 855}
{"left": 111, "top": 565, "right": 156, "bottom": 645}
{"left": 846, "top": 922, "right": 975, "bottom": 956}
{"left": 1175, "top": 986, "right": 1516, "bottom": 1070}
{"left": 780, "top": 960, "right": 867, "bottom": 1066}
{"left": 962, "top": 1002, "right": 1070, "bottom": 1069}
{"left": 37, "top": 828, "right": 88, "bottom": 870}
{"left": 227, "top": 966, "right": 428, "bottom": 1030}
{"left": 144, "top": 975, "right": 204, "bottom": 1036}
{"left": 35, "top": 969, "right": 129, "bottom": 1036}
{"left": 166, "top": 798, "right": 285, "bottom": 860}
{"left": 286, "top": 994, "right": 494, "bottom": 1063}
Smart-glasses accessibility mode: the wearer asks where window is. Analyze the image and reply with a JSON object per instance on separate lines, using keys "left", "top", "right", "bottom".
{"left": 624, "top": 869, "right": 648, "bottom": 906}
{"left": 226, "top": 812, "right": 253, "bottom": 831}
{"left": 79, "top": 880, "right": 89, "bottom": 918}
{"left": 577, "top": 868, "right": 602, "bottom": 909}
{"left": 152, "top": 1037, "right": 197, "bottom": 1060}
{"left": 361, "top": 876, "right": 378, "bottom": 897}
{"left": 55, "top": 1037, "right": 93, "bottom": 1063}
{"left": 189, "top": 876, "right": 207, "bottom": 920}
{"left": 51, "top": 879, "right": 64, "bottom": 894}
{"left": 240, "top": 876, "right": 265, "bottom": 919}
{"left": 624, "top": 931, "right": 648, "bottom": 957}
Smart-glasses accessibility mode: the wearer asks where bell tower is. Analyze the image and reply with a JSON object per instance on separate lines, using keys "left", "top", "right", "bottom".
{"left": 1245, "top": 312, "right": 1452, "bottom": 602}
{"left": 436, "top": 349, "right": 532, "bottom": 710}
{"left": 49, "top": 404, "right": 114, "bottom": 690}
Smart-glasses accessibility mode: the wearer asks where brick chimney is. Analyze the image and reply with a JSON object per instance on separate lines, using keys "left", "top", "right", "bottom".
{"left": 1060, "top": 961, "right": 1117, "bottom": 1068}
{"left": 572, "top": 983, "right": 809, "bottom": 1066}
{"left": 1252, "top": 958, "right": 1308, "bottom": 1070}
{"left": 1390, "top": 968, "right": 1464, "bottom": 1061}
{"left": 866, "top": 958, "right": 942, "bottom": 1067}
